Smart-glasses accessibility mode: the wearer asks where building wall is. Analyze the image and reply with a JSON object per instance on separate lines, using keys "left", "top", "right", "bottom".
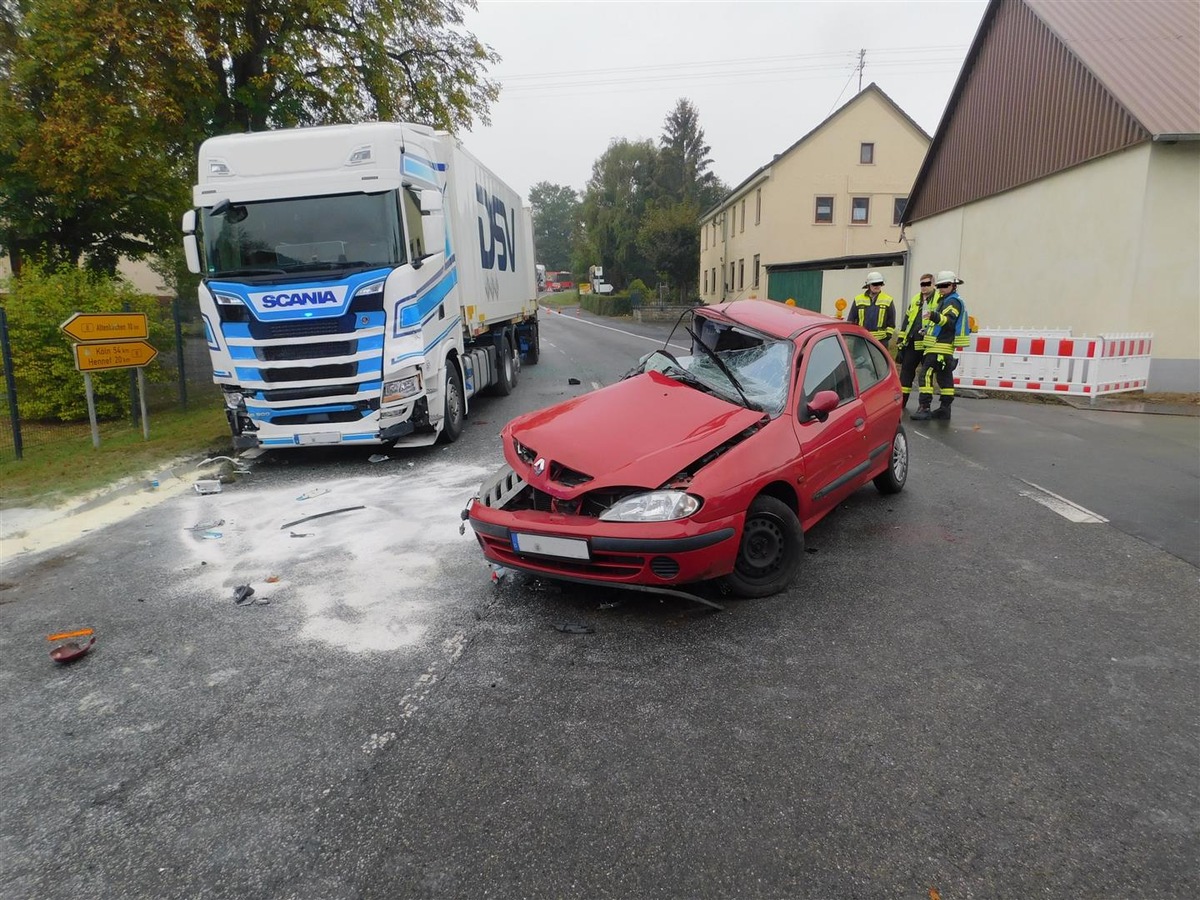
{"left": 0, "top": 255, "right": 170, "bottom": 297}
{"left": 906, "top": 143, "right": 1200, "bottom": 390}
{"left": 699, "top": 89, "right": 928, "bottom": 304}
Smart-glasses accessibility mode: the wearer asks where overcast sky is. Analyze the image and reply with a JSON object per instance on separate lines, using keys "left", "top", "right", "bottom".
{"left": 461, "top": 0, "right": 990, "bottom": 201}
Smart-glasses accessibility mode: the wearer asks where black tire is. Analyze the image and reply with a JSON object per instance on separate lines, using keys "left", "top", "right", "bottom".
{"left": 723, "top": 495, "right": 804, "bottom": 598}
{"left": 524, "top": 322, "right": 540, "bottom": 365}
{"left": 438, "top": 362, "right": 465, "bottom": 444}
{"left": 492, "top": 333, "right": 517, "bottom": 396}
{"left": 873, "top": 424, "right": 908, "bottom": 494}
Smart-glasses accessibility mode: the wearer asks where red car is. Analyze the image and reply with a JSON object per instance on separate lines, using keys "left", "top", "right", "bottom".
{"left": 467, "top": 300, "right": 908, "bottom": 599}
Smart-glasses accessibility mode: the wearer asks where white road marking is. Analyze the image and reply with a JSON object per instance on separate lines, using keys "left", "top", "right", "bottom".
{"left": 1018, "top": 479, "right": 1108, "bottom": 523}
{"left": 546, "top": 310, "right": 689, "bottom": 352}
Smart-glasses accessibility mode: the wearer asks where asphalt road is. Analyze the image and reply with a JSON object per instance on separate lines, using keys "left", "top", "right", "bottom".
{"left": 1, "top": 306, "right": 1196, "bottom": 899}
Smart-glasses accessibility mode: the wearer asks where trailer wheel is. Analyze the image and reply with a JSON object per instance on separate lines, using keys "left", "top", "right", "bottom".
{"left": 524, "top": 322, "right": 540, "bottom": 365}
{"left": 493, "top": 333, "right": 517, "bottom": 396}
{"left": 439, "top": 362, "right": 465, "bottom": 443}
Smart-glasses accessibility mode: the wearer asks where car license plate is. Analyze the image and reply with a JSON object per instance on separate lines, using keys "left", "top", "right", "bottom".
{"left": 296, "top": 432, "right": 342, "bottom": 445}
{"left": 511, "top": 532, "right": 590, "bottom": 560}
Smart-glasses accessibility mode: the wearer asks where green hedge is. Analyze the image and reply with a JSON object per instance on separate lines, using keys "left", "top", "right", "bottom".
{"left": 1, "top": 264, "right": 176, "bottom": 421}
{"left": 579, "top": 292, "right": 632, "bottom": 317}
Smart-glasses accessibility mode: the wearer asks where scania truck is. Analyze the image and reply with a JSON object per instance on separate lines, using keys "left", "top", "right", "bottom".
{"left": 181, "top": 122, "right": 539, "bottom": 450}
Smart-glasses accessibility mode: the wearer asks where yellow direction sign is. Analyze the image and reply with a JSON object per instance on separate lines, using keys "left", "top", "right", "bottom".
{"left": 73, "top": 340, "right": 159, "bottom": 372}
{"left": 60, "top": 312, "right": 149, "bottom": 342}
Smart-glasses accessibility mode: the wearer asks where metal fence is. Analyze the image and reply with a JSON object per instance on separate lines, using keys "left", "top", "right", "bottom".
{"left": 0, "top": 299, "right": 219, "bottom": 461}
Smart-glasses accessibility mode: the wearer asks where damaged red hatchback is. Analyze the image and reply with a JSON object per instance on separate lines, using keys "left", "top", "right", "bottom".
{"left": 467, "top": 300, "right": 908, "bottom": 599}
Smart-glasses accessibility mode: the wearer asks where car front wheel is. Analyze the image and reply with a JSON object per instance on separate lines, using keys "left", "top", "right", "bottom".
{"left": 723, "top": 495, "right": 804, "bottom": 598}
{"left": 873, "top": 424, "right": 908, "bottom": 494}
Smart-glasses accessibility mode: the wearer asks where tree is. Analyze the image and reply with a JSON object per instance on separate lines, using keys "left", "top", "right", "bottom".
{"left": 575, "top": 139, "right": 660, "bottom": 289}
{"left": 657, "top": 98, "right": 725, "bottom": 211}
{"left": 637, "top": 200, "right": 701, "bottom": 302}
{"left": 528, "top": 182, "right": 578, "bottom": 272}
{"left": 0, "top": 0, "right": 500, "bottom": 272}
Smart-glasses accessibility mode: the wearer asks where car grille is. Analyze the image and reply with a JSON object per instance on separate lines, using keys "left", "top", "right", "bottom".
{"left": 474, "top": 531, "right": 646, "bottom": 579}
{"left": 650, "top": 556, "right": 680, "bottom": 579}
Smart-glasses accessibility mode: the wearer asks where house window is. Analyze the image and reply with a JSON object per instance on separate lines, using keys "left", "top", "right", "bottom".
{"left": 703, "top": 269, "right": 708, "bottom": 294}
{"left": 730, "top": 204, "right": 736, "bottom": 233}
{"left": 815, "top": 196, "right": 834, "bottom": 224}
{"left": 851, "top": 197, "right": 870, "bottom": 224}
{"left": 738, "top": 258, "right": 745, "bottom": 290}
{"left": 893, "top": 197, "right": 907, "bottom": 226}
{"left": 860, "top": 142, "right": 874, "bottom": 164}
{"left": 753, "top": 254, "right": 760, "bottom": 288}
{"left": 703, "top": 227, "right": 707, "bottom": 251}
{"left": 755, "top": 188, "right": 761, "bottom": 225}
{"left": 712, "top": 267, "right": 717, "bottom": 294}
{"left": 740, "top": 198, "right": 746, "bottom": 233}
{"left": 729, "top": 262, "right": 736, "bottom": 289}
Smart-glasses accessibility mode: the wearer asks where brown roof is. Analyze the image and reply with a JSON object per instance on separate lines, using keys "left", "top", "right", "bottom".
{"left": 1026, "top": 0, "right": 1200, "bottom": 138}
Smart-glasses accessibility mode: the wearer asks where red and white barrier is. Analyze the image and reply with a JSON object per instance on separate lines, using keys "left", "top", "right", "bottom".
{"left": 953, "top": 331, "right": 1152, "bottom": 397}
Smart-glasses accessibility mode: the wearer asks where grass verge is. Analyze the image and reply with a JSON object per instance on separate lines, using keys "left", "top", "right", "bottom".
{"left": 0, "top": 400, "right": 233, "bottom": 509}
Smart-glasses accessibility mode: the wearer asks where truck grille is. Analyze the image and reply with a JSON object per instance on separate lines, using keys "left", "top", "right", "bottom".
{"left": 260, "top": 341, "right": 355, "bottom": 361}
{"left": 261, "top": 363, "right": 358, "bottom": 383}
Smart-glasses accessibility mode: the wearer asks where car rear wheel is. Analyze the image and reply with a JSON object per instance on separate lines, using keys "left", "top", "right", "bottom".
{"left": 873, "top": 425, "right": 908, "bottom": 494}
{"left": 724, "top": 496, "right": 804, "bottom": 598}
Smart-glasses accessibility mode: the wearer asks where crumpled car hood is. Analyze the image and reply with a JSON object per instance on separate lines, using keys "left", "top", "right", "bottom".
{"left": 504, "top": 370, "right": 767, "bottom": 498}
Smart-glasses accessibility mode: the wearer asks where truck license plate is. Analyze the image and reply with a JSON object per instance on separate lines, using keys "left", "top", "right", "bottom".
{"left": 511, "top": 533, "right": 590, "bottom": 560}
{"left": 296, "top": 432, "right": 343, "bottom": 445}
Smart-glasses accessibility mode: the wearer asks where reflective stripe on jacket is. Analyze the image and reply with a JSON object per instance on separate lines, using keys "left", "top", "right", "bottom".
{"left": 921, "top": 292, "right": 964, "bottom": 355}
{"left": 849, "top": 292, "right": 896, "bottom": 342}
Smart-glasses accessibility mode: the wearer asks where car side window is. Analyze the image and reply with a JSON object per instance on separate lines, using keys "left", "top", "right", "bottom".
{"left": 801, "top": 336, "right": 856, "bottom": 405}
{"left": 844, "top": 333, "right": 888, "bottom": 391}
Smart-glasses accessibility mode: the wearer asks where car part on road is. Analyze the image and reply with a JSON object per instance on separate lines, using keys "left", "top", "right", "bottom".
{"left": 279, "top": 506, "right": 366, "bottom": 530}
{"left": 194, "top": 479, "right": 222, "bottom": 495}
{"left": 295, "top": 488, "right": 330, "bottom": 501}
{"left": 368, "top": 453, "right": 391, "bottom": 463}
{"left": 233, "top": 584, "right": 256, "bottom": 605}
{"left": 555, "top": 623, "right": 594, "bottom": 634}
{"left": 47, "top": 628, "right": 96, "bottom": 664}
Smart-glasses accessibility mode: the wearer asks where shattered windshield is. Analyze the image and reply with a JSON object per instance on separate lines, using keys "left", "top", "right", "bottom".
{"left": 201, "top": 191, "right": 405, "bottom": 280}
{"left": 639, "top": 331, "right": 792, "bottom": 415}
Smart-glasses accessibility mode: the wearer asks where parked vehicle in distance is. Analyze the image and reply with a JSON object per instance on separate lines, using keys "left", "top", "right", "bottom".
{"left": 182, "top": 122, "right": 539, "bottom": 451}
{"left": 536, "top": 264, "right": 547, "bottom": 292}
{"left": 546, "top": 271, "right": 574, "bottom": 292}
{"left": 467, "top": 300, "right": 908, "bottom": 599}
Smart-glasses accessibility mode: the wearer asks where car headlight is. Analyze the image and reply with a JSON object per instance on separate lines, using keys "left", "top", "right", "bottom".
{"left": 222, "top": 390, "right": 244, "bottom": 410}
{"left": 599, "top": 491, "right": 701, "bottom": 522}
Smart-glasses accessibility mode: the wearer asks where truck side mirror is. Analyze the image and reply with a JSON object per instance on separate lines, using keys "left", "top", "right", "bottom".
{"left": 181, "top": 210, "right": 201, "bottom": 274}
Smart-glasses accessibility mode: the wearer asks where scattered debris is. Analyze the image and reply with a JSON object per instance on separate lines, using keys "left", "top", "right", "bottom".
{"left": 201, "top": 531, "right": 223, "bottom": 540}
{"left": 368, "top": 453, "right": 391, "bottom": 463}
{"left": 233, "top": 584, "right": 256, "bottom": 605}
{"left": 289, "top": 531, "right": 314, "bottom": 538}
{"left": 296, "top": 488, "right": 330, "bottom": 501}
{"left": 554, "top": 623, "right": 594, "bottom": 635}
{"left": 489, "top": 564, "right": 512, "bottom": 583}
{"left": 149, "top": 479, "right": 160, "bottom": 489}
{"left": 187, "top": 519, "right": 225, "bottom": 532}
{"left": 568, "top": 377, "right": 581, "bottom": 385}
{"left": 597, "top": 599, "right": 625, "bottom": 610}
{"left": 255, "top": 597, "right": 272, "bottom": 606}
{"left": 194, "top": 480, "right": 222, "bottom": 495}
{"left": 805, "top": 547, "right": 819, "bottom": 554}
{"left": 279, "top": 506, "right": 366, "bottom": 530}
{"left": 265, "top": 575, "right": 280, "bottom": 583}
{"left": 47, "top": 627, "right": 96, "bottom": 664}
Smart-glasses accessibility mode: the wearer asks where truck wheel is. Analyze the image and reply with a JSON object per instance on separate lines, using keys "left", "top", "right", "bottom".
{"left": 524, "top": 323, "right": 540, "bottom": 365}
{"left": 493, "top": 334, "right": 517, "bottom": 396}
{"left": 439, "top": 363, "right": 465, "bottom": 443}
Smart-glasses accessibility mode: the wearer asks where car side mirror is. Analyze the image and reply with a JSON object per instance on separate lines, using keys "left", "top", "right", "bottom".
{"left": 802, "top": 389, "right": 840, "bottom": 423}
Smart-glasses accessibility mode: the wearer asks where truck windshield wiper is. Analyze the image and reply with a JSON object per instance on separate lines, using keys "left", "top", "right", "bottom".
{"left": 684, "top": 326, "right": 761, "bottom": 411}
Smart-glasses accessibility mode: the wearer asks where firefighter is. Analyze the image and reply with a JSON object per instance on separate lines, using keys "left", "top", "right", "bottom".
{"left": 848, "top": 271, "right": 895, "bottom": 344}
{"left": 895, "top": 273, "right": 937, "bottom": 411}
{"left": 911, "top": 270, "right": 966, "bottom": 420}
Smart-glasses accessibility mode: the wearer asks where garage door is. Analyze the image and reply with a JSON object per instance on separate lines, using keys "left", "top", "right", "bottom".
{"left": 767, "top": 270, "right": 822, "bottom": 312}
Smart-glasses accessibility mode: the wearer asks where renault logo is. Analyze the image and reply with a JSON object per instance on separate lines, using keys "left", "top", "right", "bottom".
{"left": 533, "top": 457, "right": 546, "bottom": 476}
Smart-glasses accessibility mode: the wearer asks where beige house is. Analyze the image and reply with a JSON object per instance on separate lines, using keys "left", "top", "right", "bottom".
{"left": 0, "top": 255, "right": 169, "bottom": 297}
{"left": 698, "top": 83, "right": 929, "bottom": 313}
{"left": 902, "top": 0, "right": 1199, "bottom": 392}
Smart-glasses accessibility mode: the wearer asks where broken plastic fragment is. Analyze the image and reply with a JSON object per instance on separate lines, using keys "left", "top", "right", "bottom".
{"left": 233, "top": 584, "right": 255, "bottom": 605}
{"left": 201, "top": 531, "right": 223, "bottom": 540}
{"left": 194, "top": 479, "right": 222, "bottom": 495}
{"left": 368, "top": 453, "right": 390, "bottom": 463}
{"left": 489, "top": 563, "right": 511, "bottom": 583}
{"left": 296, "top": 488, "right": 330, "bottom": 501}
{"left": 568, "top": 377, "right": 581, "bottom": 385}
{"left": 554, "top": 623, "right": 594, "bottom": 635}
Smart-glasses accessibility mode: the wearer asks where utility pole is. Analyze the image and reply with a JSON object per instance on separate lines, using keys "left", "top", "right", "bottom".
{"left": 857, "top": 49, "right": 866, "bottom": 92}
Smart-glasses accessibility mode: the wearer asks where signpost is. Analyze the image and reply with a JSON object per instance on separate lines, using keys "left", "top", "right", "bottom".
{"left": 60, "top": 313, "right": 156, "bottom": 447}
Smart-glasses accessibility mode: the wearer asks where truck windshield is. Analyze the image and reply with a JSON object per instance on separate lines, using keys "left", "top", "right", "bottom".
{"left": 202, "top": 191, "right": 404, "bottom": 278}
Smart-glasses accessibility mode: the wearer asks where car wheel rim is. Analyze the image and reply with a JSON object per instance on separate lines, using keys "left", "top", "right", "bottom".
{"left": 891, "top": 432, "right": 908, "bottom": 482}
{"left": 737, "top": 514, "right": 785, "bottom": 579}
{"left": 448, "top": 376, "right": 463, "bottom": 426}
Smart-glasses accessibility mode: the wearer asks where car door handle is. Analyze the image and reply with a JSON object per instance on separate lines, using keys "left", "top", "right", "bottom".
{"left": 854, "top": 418, "right": 865, "bottom": 428}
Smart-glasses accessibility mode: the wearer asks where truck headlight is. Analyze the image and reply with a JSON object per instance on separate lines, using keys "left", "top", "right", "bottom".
{"left": 223, "top": 390, "right": 244, "bottom": 410}
{"left": 383, "top": 368, "right": 423, "bottom": 402}
{"left": 599, "top": 491, "right": 701, "bottom": 522}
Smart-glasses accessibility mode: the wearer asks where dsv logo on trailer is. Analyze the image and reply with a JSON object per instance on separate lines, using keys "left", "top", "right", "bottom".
{"left": 476, "top": 184, "right": 518, "bottom": 273}
{"left": 246, "top": 285, "right": 349, "bottom": 315}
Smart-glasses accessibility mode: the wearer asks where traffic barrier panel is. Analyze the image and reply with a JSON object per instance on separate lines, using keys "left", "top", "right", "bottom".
{"left": 954, "top": 331, "right": 1152, "bottom": 397}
